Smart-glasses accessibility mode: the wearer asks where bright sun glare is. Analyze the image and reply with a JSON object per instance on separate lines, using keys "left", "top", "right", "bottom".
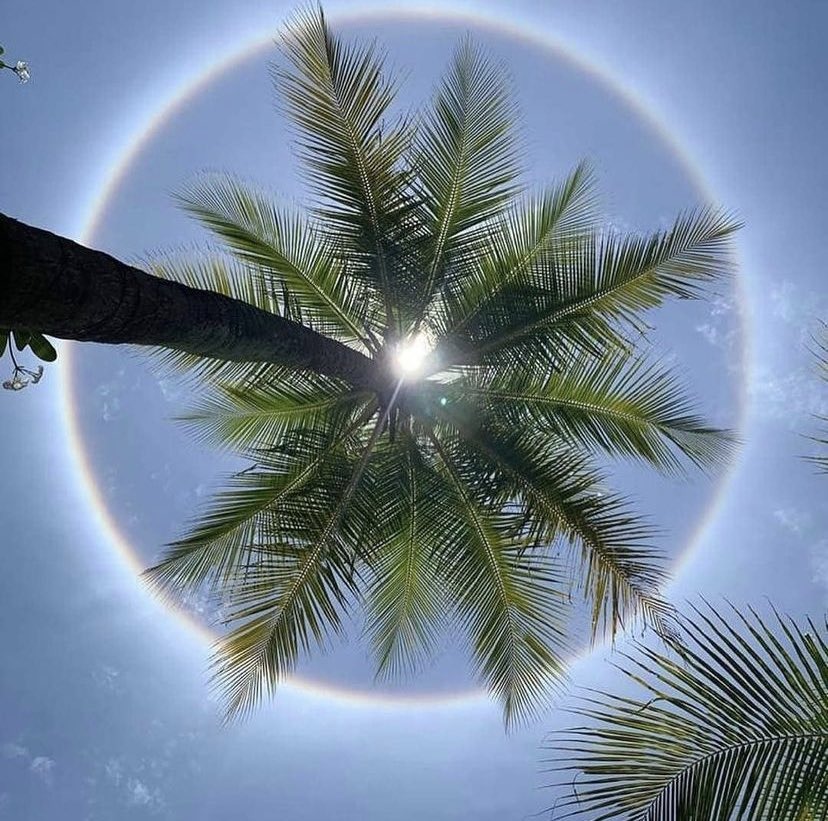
{"left": 393, "top": 333, "right": 431, "bottom": 378}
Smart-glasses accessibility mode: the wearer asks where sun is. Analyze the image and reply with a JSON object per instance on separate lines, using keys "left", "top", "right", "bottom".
{"left": 392, "top": 333, "right": 432, "bottom": 379}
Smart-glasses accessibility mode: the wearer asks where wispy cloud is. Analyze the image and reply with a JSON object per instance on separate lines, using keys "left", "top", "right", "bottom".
{"left": 127, "top": 778, "right": 163, "bottom": 809}
{"left": 769, "top": 280, "right": 828, "bottom": 334}
{"left": 694, "top": 292, "right": 742, "bottom": 369}
{"left": 773, "top": 506, "right": 811, "bottom": 536}
{"left": 749, "top": 365, "right": 828, "bottom": 426}
{"left": 100, "top": 756, "right": 165, "bottom": 814}
{"left": 92, "top": 664, "right": 122, "bottom": 693}
{"left": 0, "top": 743, "right": 28, "bottom": 760}
{"left": 29, "top": 757, "right": 55, "bottom": 786}
{"left": 1, "top": 743, "right": 57, "bottom": 789}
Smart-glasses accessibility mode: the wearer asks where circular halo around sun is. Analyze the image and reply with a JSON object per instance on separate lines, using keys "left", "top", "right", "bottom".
{"left": 60, "top": 6, "right": 750, "bottom": 709}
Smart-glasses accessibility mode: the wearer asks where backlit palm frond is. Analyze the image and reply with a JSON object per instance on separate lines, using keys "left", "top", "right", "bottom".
{"left": 211, "top": 410, "right": 389, "bottom": 719}
{"left": 413, "top": 37, "right": 521, "bottom": 308}
{"left": 145, "top": 402, "right": 376, "bottom": 597}
{"left": 429, "top": 429, "right": 571, "bottom": 727}
{"left": 461, "top": 351, "right": 735, "bottom": 475}
{"left": 545, "top": 603, "right": 828, "bottom": 820}
{"left": 275, "top": 6, "right": 412, "bottom": 331}
{"left": 362, "top": 434, "right": 449, "bottom": 679}
{"left": 808, "top": 323, "right": 828, "bottom": 471}
{"left": 176, "top": 172, "right": 375, "bottom": 347}
{"left": 444, "top": 208, "right": 739, "bottom": 368}
{"left": 433, "top": 162, "right": 597, "bottom": 336}
{"left": 178, "top": 371, "right": 370, "bottom": 454}
{"left": 436, "top": 410, "right": 673, "bottom": 643}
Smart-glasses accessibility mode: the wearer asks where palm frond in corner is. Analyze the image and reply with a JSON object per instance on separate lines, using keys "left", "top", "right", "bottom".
{"left": 544, "top": 601, "right": 828, "bottom": 820}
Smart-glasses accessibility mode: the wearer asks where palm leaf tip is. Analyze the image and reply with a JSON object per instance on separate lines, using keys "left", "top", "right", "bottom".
{"left": 806, "top": 321, "right": 828, "bottom": 471}
{"left": 544, "top": 601, "right": 828, "bottom": 820}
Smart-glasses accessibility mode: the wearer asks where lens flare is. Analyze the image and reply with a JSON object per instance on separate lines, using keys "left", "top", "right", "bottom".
{"left": 394, "top": 333, "right": 431, "bottom": 378}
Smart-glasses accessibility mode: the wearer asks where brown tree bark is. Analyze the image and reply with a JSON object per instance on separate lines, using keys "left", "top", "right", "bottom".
{"left": 0, "top": 213, "right": 384, "bottom": 391}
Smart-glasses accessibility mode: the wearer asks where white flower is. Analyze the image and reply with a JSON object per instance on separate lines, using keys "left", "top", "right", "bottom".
{"left": 2, "top": 369, "right": 29, "bottom": 390}
{"left": 13, "top": 61, "right": 29, "bottom": 83}
{"left": 29, "top": 365, "right": 44, "bottom": 384}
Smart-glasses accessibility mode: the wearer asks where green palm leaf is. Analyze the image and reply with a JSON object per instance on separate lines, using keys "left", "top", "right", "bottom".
{"left": 363, "top": 434, "right": 449, "bottom": 679}
{"left": 438, "top": 415, "right": 673, "bottom": 643}
{"left": 430, "top": 430, "right": 570, "bottom": 726}
{"left": 146, "top": 402, "right": 376, "bottom": 596}
{"left": 414, "top": 37, "right": 521, "bottom": 308}
{"left": 462, "top": 351, "right": 735, "bottom": 474}
{"left": 275, "top": 5, "right": 412, "bottom": 331}
{"left": 439, "top": 208, "right": 739, "bottom": 370}
{"left": 178, "top": 372, "right": 369, "bottom": 454}
{"left": 545, "top": 603, "right": 828, "bottom": 820}
{"left": 433, "top": 162, "right": 597, "bottom": 336}
{"left": 176, "top": 173, "right": 375, "bottom": 347}
{"left": 211, "top": 410, "right": 388, "bottom": 719}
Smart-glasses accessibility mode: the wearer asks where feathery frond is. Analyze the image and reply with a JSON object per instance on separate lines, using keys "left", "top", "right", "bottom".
{"left": 433, "top": 162, "right": 597, "bottom": 336}
{"left": 363, "top": 435, "right": 449, "bottom": 679}
{"left": 275, "top": 5, "right": 413, "bottom": 331}
{"left": 414, "top": 37, "right": 521, "bottom": 309}
{"left": 429, "top": 430, "right": 571, "bottom": 726}
{"left": 807, "top": 322, "right": 828, "bottom": 471}
{"left": 544, "top": 603, "right": 828, "bottom": 820}
{"left": 176, "top": 173, "right": 375, "bottom": 347}
{"left": 461, "top": 351, "right": 735, "bottom": 474}
{"left": 438, "top": 208, "right": 739, "bottom": 371}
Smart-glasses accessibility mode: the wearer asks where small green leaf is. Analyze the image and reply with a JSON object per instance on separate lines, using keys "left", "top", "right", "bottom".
{"left": 0, "top": 61, "right": 6, "bottom": 69}
{"left": 0, "top": 331, "right": 8, "bottom": 358}
{"left": 28, "top": 333, "right": 57, "bottom": 362}
{"left": 0, "top": 46, "right": 5, "bottom": 56}
{"left": 12, "top": 329, "right": 31, "bottom": 351}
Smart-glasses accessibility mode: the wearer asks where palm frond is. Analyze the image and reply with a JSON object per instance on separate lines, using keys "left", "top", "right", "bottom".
{"left": 461, "top": 351, "right": 735, "bottom": 474}
{"left": 429, "top": 429, "right": 572, "bottom": 726}
{"left": 362, "top": 434, "right": 448, "bottom": 679}
{"left": 544, "top": 602, "right": 828, "bottom": 820}
{"left": 211, "top": 409, "right": 388, "bottom": 719}
{"left": 439, "top": 208, "right": 739, "bottom": 369}
{"left": 433, "top": 162, "right": 597, "bottom": 335}
{"left": 274, "top": 5, "right": 412, "bottom": 331}
{"left": 413, "top": 37, "right": 521, "bottom": 308}
{"left": 430, "top": 406, "right": 674, "bottom": 643}
{"left": 145, "top": 402, "right": 377, "bottom": 597}
{"left": 175, "top": 173, "right": 375, "bottom": 347}
{"left": 178, "top": 371, "right": 370, "bottom": 454}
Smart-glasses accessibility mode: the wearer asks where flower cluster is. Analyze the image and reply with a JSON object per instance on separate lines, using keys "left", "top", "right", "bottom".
{"left": 3, "top": 364, "right": 43, "bottom": 391}
{"left": 0, "top": 45, "right": 30, "bottom": 83}
{"left": 13, "top": 60, "right": 30, "bottom": 84}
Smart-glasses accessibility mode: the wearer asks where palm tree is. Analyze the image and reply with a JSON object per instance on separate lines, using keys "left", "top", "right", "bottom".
{"left": 544, "top": 602, "right": 828, "bottom": 819}
{"left": 1, "top": 8, "right": 736, "bottom": 724}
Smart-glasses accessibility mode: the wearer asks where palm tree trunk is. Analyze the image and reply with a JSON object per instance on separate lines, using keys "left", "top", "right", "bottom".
{"left": 0, "top": 213, "right": 382, "bottom": 391}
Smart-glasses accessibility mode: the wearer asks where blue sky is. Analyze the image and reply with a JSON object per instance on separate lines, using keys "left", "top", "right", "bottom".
{"left": 1, "top": 1, "right": 826, "bottom": 818}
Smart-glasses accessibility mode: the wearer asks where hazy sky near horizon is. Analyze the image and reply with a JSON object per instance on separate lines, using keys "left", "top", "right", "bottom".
{"left": 1, "top": 1, "right": 827, "bottom": 818}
